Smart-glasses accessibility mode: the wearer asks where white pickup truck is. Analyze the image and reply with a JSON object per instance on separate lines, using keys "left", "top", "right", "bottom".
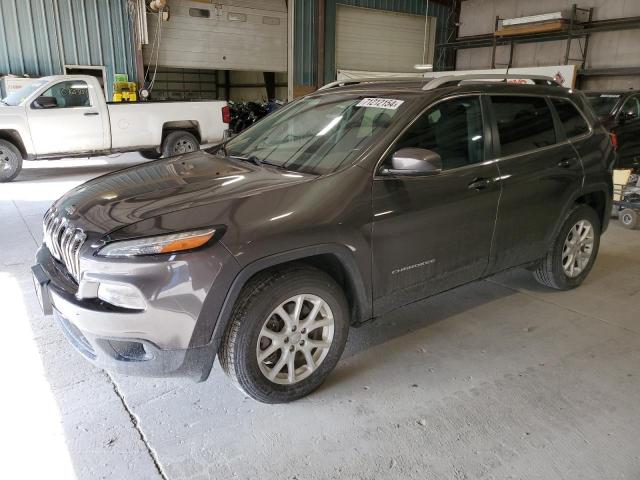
{"left": 0, "top": 75, "right": 229, "bottom": 182}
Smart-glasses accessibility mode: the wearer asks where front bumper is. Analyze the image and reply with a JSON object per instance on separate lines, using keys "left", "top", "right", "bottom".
{"left": 52, "top": 308, "right": 213, "bottom": 379}
{"left": 32, "top": 242, "right": 239, "bottom": 380}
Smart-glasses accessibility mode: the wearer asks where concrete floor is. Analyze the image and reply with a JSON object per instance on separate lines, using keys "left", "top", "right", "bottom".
{"left": 1, "top": 156, "right": 639, "bottom": 479}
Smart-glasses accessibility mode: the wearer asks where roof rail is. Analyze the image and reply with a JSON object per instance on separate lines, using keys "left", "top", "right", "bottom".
{"left": 422, "top": 73, "right": 560, "bottom": 90}
{"left": 319, "top": 76, "right": 423, "bottom": 91}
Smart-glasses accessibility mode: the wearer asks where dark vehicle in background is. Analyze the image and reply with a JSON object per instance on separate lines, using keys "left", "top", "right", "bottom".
{"left": 586, "top": 90, "right": 640, "bottom": 169}
{"left": 32, "top": 74, "right": 614, "bottom": 403}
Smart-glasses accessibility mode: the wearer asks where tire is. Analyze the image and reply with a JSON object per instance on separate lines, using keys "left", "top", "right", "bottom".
{"left": 219, "top": 266, "right": 350, "bottom": 403}
{"left": 533, "top": 204, "right": 601, "bottom": 290}
{"left": 619, "top": 209, "right": 638, "bottom": 230}
{"left": 161, "top": 130, "right": 199, "bottom": 158}
{"left": 0, "top": 139, "right": 23, "bottom": 182}
{"left": 138, "top": 149, "right": 161, "bottom": 160}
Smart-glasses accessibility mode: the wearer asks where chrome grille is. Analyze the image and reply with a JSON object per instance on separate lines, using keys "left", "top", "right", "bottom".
{"left": 43, "top": 208, "right": 86, "bottom": 282}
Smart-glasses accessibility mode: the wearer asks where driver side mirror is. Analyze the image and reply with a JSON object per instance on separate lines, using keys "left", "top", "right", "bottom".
{"left": 382, "top": 148, "right": 442, "bottom": 176}
{"left": 33, "top": 96, "right": 58, "bottom": 109}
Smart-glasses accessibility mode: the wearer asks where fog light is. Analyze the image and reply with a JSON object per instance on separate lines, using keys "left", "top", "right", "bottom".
{"left": 97, "top": 283, "right": 146, "bottom": 310}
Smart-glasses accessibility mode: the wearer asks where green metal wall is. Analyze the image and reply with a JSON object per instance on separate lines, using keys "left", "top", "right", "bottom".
{"left": 294, "top": 0, "right": 454, "bottom": 86}
{"left": 0, "top": 0, "right": 137, "bottom": 98}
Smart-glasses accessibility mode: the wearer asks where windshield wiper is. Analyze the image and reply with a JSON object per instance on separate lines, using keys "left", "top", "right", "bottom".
{"left": 229, "top": 154, "right": 263, "bottom": 166}
{"left": 228, "top": 154, "right": 289, "bottom": 170}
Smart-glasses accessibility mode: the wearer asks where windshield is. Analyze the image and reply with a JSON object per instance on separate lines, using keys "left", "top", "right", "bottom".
{"left": 1, "top": 79, "right": 48, "bottom": 106}
{"left": 224, "top": 94, "right": 406, "bottom": 175}
{"left": 586, "top": 93, "right": 621, "bottom": 116}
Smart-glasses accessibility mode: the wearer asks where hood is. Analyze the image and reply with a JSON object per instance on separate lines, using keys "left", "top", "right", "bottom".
{"left": 52, "top": 150, "right": 315, "bottom": 235}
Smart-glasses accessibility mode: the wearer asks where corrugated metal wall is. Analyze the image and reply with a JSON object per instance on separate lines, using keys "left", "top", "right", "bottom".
{"left": 0, "top": 0, "right": 136, "bottom": 98}
{"left": 294, "top": 0, "right": 454, "bottom": 86}
{"left": 294, "top": 0, "right": 317, "bottom": 86}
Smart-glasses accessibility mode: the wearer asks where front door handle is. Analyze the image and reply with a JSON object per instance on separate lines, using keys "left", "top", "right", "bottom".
{"left": 468, "top": 177, "right": 492, "bottom": 190}
{"left": 84, "top": 112, "right": 99, "bottom": 116}
{"left": 557, "top": 158, "right": 575, "bottom": 168}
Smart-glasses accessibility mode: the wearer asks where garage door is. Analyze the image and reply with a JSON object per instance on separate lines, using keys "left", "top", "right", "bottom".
{"left": 336, "top": 5, "right": 436, "bottom": 73}
{"left": 144, "top": 0, "right": 287, "bottom": 72}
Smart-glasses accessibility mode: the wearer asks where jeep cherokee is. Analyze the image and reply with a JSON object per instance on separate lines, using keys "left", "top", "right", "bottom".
{"left": 32, "top": 75, "right": 614, "bottom": 403}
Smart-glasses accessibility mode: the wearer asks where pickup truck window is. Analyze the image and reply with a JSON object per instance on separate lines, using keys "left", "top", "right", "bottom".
{"left": 1, "top": 79, "right": 48, "bottom": 106}
{"left": 35, "top": 80, "right": 91, "bottom": 109}
{"left": 225, "top": 95, "right": 405, "bottom": 175}
{"left": 491, "top": 95, "right": 556, "bottom": 156}
{"left": 387, "top": 96, "right": 484, "bottom": 170}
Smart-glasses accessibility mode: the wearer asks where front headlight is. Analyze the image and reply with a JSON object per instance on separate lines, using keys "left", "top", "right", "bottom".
{"left": 97, "top": 228, "right": 216, "bottom": 258}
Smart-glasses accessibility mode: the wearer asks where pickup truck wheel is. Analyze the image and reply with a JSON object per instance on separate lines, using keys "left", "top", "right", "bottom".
{"left": 219, "top": 267, "right": 349, "bottom": 403}
{"left": 533, "top": 204, "right": 601, "bottom": 290}
{"left": 161, "top": 131, "right": 199, "bottom": 157}
{"left": 0, "top": 139, "right": 23, "bottom": 182}
{"left": 138, "top": 149, "right": 161, "bottom": 160}
{"left": 619, "top": 209, "right": 638, "bottom": 229}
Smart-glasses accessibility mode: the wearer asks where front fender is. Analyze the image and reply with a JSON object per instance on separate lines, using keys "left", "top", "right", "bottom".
{"left": 0, "top": 112, "right": 34, "bottom": 157}
{"left": 195, "top": 243, "right": 372, "bottom": 381}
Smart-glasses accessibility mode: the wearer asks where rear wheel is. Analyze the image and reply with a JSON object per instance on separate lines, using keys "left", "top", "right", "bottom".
{"left": 620, "top": 209, "right": 638, "bottom": 229}
{"left": 533, "top": 204, "right": 601, "bottom": 290}
{"left": 161, "top": 130, "right": 199, "bottom": 158}
{"left": 219, "top": 267, "right": 349, "bottom": 403}
{"left": 0, "top": 139, "right": 23, "bottom": 182}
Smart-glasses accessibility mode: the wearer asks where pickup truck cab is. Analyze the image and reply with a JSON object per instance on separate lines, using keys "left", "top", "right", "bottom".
{"left": 0, "top": 75, "right": 229, "bottom": 181}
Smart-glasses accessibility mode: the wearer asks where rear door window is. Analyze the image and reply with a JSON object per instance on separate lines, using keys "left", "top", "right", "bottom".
{"left": 490, "top": 96, "right": 556, "bottom": 156}
{"left": 550, "top": 98, "right": 590, "bottom": 138}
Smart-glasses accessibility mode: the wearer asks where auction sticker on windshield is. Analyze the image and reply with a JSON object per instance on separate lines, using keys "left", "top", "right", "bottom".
{"left": 356, "top": 98, "right": 404, "bottom": 110}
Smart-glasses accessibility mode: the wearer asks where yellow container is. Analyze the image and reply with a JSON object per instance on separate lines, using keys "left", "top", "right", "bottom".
{"left": 112, "top": 81, "right": 138, "bottom": 102}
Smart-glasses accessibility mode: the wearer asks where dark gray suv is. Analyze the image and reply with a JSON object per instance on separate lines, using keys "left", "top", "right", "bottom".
{"left": 32, "top": 75, "right": 614, "bottom": 403}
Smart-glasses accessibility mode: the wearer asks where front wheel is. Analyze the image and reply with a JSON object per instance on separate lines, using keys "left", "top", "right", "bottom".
{"left": 219, "top": 267, "right": 350, "bottom": 403}
{"left": 533, "top": 204, "right": 601, "bottom": 290}
{"left": 0, "top": 139, "right": 23, "bottom": 182}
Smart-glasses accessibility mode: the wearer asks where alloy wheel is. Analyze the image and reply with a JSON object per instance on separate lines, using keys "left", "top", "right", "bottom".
{"left": 256, "top": 294, "right": 334, "bottom": 385}
{"left": 562, "top": 219, "right": 595, "bottom": 278}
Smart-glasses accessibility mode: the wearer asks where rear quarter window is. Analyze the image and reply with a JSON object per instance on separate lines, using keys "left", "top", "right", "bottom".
{"left": 491, "top": 96, "right": 556, "bottom": 156}
{"left": 551, "top": 98, "right": 590, "bottom": 138}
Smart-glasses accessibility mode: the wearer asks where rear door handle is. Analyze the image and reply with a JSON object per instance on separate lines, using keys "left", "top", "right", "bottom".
{"left": 468, "top": 177, "right": 492, "bottom": 190}
{"left": 557, "top": 158, "right": 575, "bottom": 168}
{"left": 84, "top": 112, "right": 99, "bottom": 116}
